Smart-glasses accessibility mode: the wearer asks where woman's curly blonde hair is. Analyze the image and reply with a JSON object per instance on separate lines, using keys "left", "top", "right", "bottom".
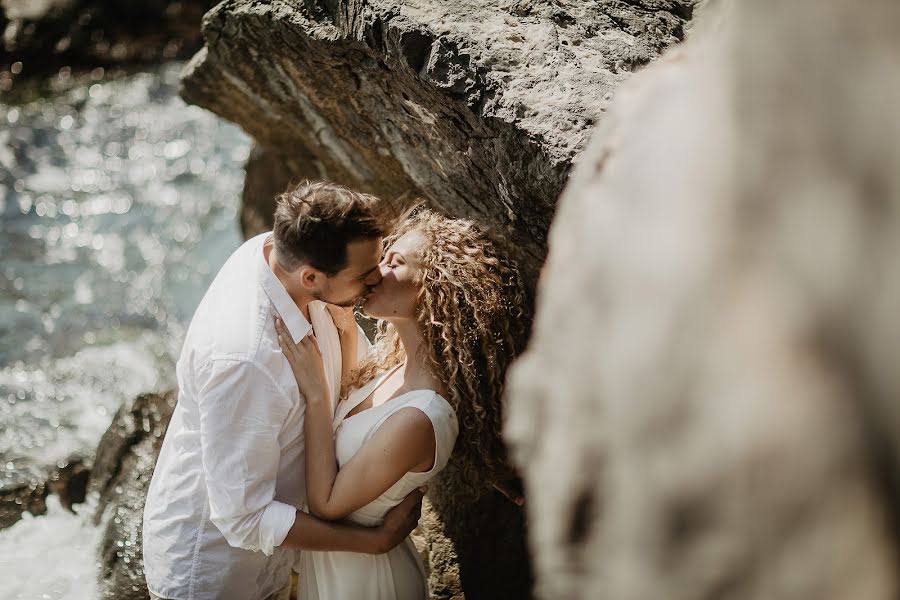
{"left": 347, "top": 208, "right": 530, "bottom": 498}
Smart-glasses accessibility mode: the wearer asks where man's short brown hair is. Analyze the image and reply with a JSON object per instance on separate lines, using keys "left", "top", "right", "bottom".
{"left": 272, "top": 180, "right": 386, "bottom": 275}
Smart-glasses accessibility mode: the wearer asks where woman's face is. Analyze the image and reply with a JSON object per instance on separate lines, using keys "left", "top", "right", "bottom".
{"left": 361, "top": 230, "right": 424, "bottom": 320}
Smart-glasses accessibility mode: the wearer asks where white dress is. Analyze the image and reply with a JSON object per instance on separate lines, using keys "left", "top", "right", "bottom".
{"left": 298, "top": 367, "right": 459, "bottom": 600}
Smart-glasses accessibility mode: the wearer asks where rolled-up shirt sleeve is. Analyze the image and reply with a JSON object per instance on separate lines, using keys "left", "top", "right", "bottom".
{"left": 197, "top": 357, "right": 297, "bottom": 555}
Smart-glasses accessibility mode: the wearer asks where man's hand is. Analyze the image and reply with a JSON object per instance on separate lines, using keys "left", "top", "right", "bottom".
{"left": 373, "top": 486, "right": 426, "bottom": 553}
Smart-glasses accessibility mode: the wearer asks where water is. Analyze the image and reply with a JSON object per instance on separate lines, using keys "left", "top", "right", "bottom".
{"left": 0, "top": 63, "right": 250, "bottom": 597}
{"left": 0, "top": 496, "right": 102, "bottom": 599}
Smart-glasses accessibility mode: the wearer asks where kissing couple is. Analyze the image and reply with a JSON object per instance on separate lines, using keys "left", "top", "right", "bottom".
{"left": 142, "top": 181, "right": 528, "bottom": 599}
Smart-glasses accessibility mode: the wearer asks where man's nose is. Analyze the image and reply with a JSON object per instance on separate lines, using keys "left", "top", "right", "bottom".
{"left": 364, "top": 267, "right": 383, "bottom": 286}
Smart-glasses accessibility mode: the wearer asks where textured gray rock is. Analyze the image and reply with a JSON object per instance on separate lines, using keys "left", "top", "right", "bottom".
{"left": 181, "top": 0, "right": 694, "bottom": 281}
{"left": 505, "top": 0, "right": 900, "bottom": 597}
{"left": 89, "top": 391, "right": 176, "bottom": 599}
{"left": 180, "top": 2, "right": 695, "bottom": 597}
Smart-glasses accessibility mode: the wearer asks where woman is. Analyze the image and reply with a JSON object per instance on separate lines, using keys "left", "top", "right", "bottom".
{"left": 274, "top": 208, "right": 529, "bottom": 599}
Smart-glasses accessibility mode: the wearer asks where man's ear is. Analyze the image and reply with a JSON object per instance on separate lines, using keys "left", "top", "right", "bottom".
{"left": 297, "top": 265, "right": 323, "bottom": 291}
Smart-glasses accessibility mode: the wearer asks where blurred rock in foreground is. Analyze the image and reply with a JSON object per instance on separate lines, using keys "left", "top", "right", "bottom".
{"left": 506, "top": 0, "right": 900, "bottom": 597}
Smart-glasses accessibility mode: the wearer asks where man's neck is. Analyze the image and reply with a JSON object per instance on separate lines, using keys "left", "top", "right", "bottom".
{"left": 264, "top": 239, "right": 313, "bottom": 322}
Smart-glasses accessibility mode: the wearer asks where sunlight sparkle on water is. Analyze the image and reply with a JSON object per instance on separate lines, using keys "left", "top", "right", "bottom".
{"left": 0, "top": 62, "right": 248, "bottom": 490}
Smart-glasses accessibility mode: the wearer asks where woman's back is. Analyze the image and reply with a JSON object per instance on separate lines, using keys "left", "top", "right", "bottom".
{"left": 298, "top": 377, "right": 458, "bottom": 600}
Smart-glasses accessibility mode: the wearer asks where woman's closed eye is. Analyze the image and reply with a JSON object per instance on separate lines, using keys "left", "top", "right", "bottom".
{"left": 380, "top": 256, "right": 399, "bottom": 270}
{"left": 382, "top": 251, "right": 406, "bottom": 269}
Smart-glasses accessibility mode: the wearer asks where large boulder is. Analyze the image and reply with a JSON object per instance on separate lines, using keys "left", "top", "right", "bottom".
{"left": 505, "top": 0, "right": 900, "bottom": 597}
{"left": 181, "top": 0, "right": 695, "bottom": 281}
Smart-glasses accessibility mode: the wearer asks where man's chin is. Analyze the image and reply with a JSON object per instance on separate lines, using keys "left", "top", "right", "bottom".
{"left": 329, "top": 297, "right": 361, "bottom": 308}
{"left": 313, "top": 290, "right": 361, "bottom": 308}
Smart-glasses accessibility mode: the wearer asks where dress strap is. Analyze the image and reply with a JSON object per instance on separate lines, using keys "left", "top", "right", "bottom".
{"left": 332, "top": 362, "right": 404, "bottom": 430}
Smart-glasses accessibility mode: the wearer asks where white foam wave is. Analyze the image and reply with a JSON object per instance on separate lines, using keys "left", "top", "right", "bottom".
{"left": 0, "top": 496, "right": 102, "bottom": 600}
{"left": 0, "top": 332, "right": 173, "bottom": 469}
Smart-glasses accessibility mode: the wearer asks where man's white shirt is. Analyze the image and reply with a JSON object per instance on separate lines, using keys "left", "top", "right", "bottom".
{"left": 142, "top": 232, "right": 363, "bottom": 600}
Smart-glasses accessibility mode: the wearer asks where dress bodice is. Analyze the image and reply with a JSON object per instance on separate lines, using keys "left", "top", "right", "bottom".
{"left": 331, "top": 368, "right": 459, "bottom": 526}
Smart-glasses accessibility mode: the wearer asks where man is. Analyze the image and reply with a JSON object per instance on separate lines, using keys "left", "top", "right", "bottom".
{"left": 142, "top": 181, "right": 421, "bottom": 600}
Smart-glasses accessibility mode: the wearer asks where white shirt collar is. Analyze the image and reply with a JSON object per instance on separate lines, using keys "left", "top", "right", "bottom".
{"left": 257, "top": 233, "right": 311, "bottom": 344}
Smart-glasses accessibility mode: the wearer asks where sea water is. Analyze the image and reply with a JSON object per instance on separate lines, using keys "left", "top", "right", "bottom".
{"left": 0, "top": 63, "right": 250, "bottom": 598}
{"left": 0, "top": 496, "right": 102, "bottom": 599}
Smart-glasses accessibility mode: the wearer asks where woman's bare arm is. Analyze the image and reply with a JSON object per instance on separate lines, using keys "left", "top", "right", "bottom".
{"left": 305, "top": 405, "right": 435, "bottom": 520}
{"left": 275, "top": 316, "right": 434, "bottom": 521}
{"left": 281, "top": 486, "right": 425, "bottom": 553}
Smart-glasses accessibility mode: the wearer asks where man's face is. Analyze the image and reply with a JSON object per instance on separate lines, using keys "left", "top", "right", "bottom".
{"left": 313, "top": 238, "right": 383, "bottom": 307}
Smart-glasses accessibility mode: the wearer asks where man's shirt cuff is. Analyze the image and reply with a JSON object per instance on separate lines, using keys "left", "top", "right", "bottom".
{"left": 259, "top": 500, "right": 297, "bottom": 555}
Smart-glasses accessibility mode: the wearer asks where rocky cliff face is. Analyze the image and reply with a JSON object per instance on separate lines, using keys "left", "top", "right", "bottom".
{"left": 505, "top": 0, "right": 900, "bottom": 597}
{"left": 181, "top": 0, "right": 694, "bottom": 281}
{"left": 178, "top": 2, "right": 695, "bottom": 597}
